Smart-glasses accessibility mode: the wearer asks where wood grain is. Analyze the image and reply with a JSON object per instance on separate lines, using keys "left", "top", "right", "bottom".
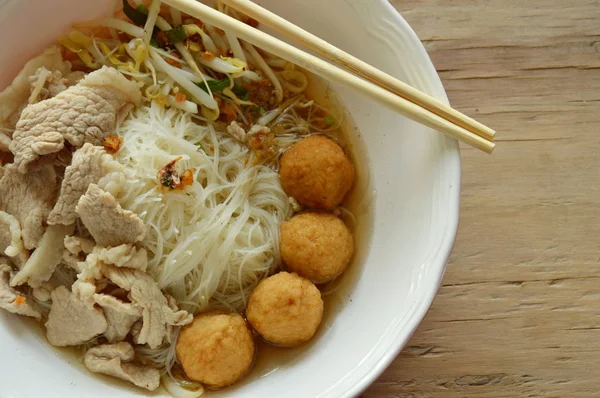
{"left": 362, "top": 1, "right": 600, "bottom": 397}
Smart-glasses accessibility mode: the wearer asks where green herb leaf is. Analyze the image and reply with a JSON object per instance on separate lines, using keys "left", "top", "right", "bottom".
{"left": 207, "top": 79, "right": 230, "bottom": 92}
{"left": 324, "top": 115, "right": 335, "bottom": 126}
{"left": 122, "top": 0, "right": 148, "bottom": 27}
{"left": 149, "top": 38, "right": 160, "bottom": 48}
{"left": 196, "top": 79, "right": 230, "bottom": 93}
{"left": 232, "top": 85, "right": 249, "bottom": 101}
{"left": 122, "top": 0, "right": 161, "bottom": 39}
{"left": 252, "top": 106, "right": 266, "bottom": 115}
{"left": 136, "top": 4, "right": 148, "bottom": 14}
{"left": 165, "top": 25, "right": 187, "bottom": 43}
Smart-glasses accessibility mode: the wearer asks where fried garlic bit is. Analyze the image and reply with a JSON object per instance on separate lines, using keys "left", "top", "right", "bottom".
{"left": 104, "top": 135, "right": 123, "bottom": 154}
{"left": 157, "top": 156, "right": 195, "bottom": 190}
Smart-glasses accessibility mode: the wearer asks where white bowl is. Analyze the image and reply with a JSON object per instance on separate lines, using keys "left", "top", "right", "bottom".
{"left": 0, "top": 0, "right": 460, "bottom": 397}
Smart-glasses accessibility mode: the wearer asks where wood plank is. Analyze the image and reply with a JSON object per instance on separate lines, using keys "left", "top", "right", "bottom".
{"left": 363, "top": 1, "right": 600, "bottom": 396}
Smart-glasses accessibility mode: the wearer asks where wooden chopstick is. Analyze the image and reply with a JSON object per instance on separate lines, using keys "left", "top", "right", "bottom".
{"left": 220, "top": 0, "right": 496, "bottom": 143}
{"left": 162, "top": 0, "right": 496, "bottom": 153}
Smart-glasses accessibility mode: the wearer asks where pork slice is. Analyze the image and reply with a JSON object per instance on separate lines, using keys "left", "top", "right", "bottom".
{"left": 48, "top": 143, "right": 124, "bottom": 225}
{"left": 94, "top": 294, "right": 142, "bottom": 342}
{"left": 94, "top": 244, "right": 148, "bottom": 271}
{"left": 165, "top": 294, "right": 186, "bottom": 344}
{"left": 0, "top": 164, "right": 59, "bottom": 249}
{"left": 65, "top": 235, "right": 95, "bottom": 256}
{"left": 1, "top": 61, "right": 79, "bottom": 155}
{"left": 83, "top": 342, "right": 160, "bottom": 391}
{"left": 0, "top": 46, "right": 70, "bottom": 133}
{"left": 11, "top": 223, "right": 74, "bottom": 288}
{"left": 103, "top": 267, "right": 193, "bottom": 349}
{"left": 45, "top": 285, "right": 107, "bottom": 347}
{"left": 32, "top": 281, "right": 54, "bottom": 303}
{"left": 0, "top": 134, "right": 10, "bottom": 153}
{"left": 71, "top": 278, "right": 98, "bottom": 308}
{"left": 63, "top": 235, "right": 95, "bottom": 271}
{"left": 63, "top": 251, "right": 82, "bottom": 272}
{"left": 28, "top": 67, "right": 82, "bottom": 104}
{"left": 70, "top": 243, "right": 146, "bottom": 308}
{"left": 10, "top": 66, "right": 141, "bottom": 173}
{"left": 76, "top": 184, "right": 146, "bottom": 247}
{"left": 103, "top": 267, "right": 140, "bottom": 290}
{"left": 0, "top": 211, "right": 28, "bottom": 268}
{"left": 0, "top": 261, "right": 41, "bottom": 319}
{"left": 71, "top": 249, "right": 107, "bottom": 308}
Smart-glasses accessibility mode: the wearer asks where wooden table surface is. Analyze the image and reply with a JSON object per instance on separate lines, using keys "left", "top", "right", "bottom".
{"left": 362, "top": 1, "right": 600, "bottom": 397}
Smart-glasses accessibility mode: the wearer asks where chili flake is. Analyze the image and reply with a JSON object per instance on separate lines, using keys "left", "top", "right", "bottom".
{"left": 104, "top": 135, "right": 123, "bottom": 154}
{"left": 157, "top": 156, "right": 196, "bottom": 190}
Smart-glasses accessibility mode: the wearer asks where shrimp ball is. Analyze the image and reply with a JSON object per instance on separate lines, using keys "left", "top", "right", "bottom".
{"left": 279, "top": 135, "right": 355, "bottom": 210}
{"left": 246, "top": 272, "right": 323, "bottom": 347}
{"left": 280, "top": 212, "right": 354, "bottom": 283}
{"left": 176, "top": 311, "right": 255, "bottom": 389}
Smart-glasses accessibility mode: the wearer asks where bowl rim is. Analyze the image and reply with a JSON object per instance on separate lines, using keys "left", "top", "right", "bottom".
{"left": 342, "top": 1, "right": 461, "bottom": 396}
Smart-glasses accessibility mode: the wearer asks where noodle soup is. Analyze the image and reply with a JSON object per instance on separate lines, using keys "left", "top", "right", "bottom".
{"left": 0, "top": 0, "right": 373, "bottom": 396}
